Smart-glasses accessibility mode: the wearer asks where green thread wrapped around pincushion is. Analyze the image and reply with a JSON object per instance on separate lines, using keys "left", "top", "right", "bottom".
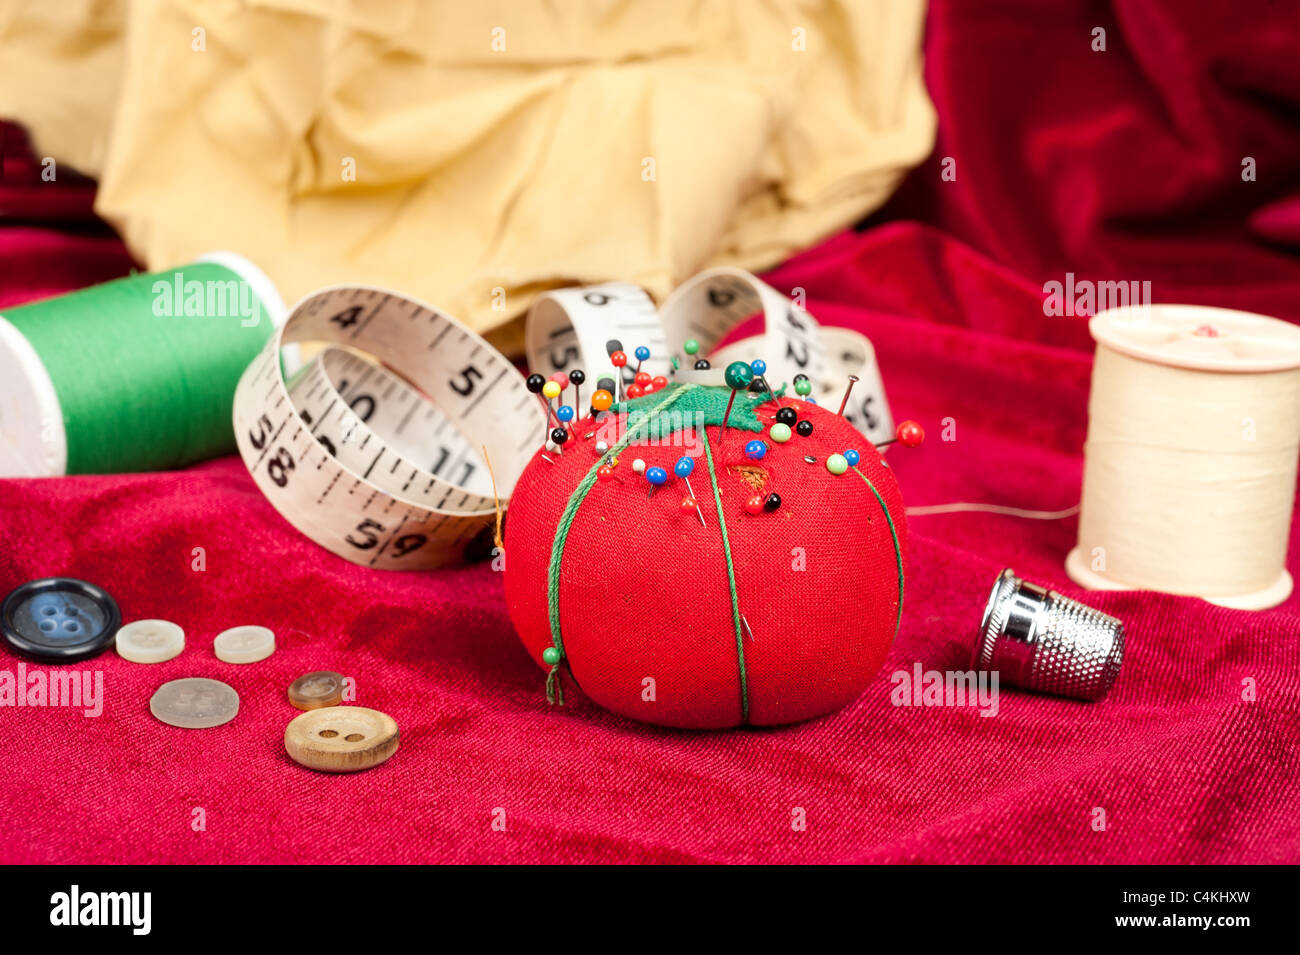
{"left": 613, "top": 381, "right": 786, "bottom": 439}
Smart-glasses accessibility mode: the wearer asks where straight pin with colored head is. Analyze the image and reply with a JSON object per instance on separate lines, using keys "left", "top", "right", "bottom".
{"left": 607, "top": 340, "right": 626, "bottom": 404}
{"left": 527, "top": 373, "right": 548, "bottom": 442}
{"left": 749, "top": 359, "right": 780, "bottom": 409}
{"left": 874, "top": 420, "right": 925, "bottom": 449}
{"left": 721, "top": 361, "right": 755, "bottom": 442}
{"left": 645, "top": 465, "right": 667, "bottom": 498}
{"left": 679, "top": 338, "right": 700, "bottom": 373}
{"left": 611, "top": 349, "right": 628, "bottom": 404}
{"left": 568, "top": 368, "right": 585, "bottom": 416}
{"left": 674, "top": 456, "right": 705, "bottom": 527}
{"left": 590, "top": 387, "right": 613, "bottom": 420}
{"left": 556, "top": 404, "right": 577, "bottom": 439}
{"left": 541, "top": 379, "right": 565, "bottom": 451}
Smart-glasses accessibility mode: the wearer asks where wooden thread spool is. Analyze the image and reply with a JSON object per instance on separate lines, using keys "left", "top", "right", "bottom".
{"left": 1067, "top": 305, "right": 1300, "bottom": 610}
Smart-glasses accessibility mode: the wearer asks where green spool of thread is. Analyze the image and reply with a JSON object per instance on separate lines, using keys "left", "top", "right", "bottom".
{"left": 0, "top": 253, "right": 284, "bottom": 476}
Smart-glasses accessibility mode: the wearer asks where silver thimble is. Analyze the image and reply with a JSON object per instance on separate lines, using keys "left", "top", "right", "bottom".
{"left": 973, "top": 568, "right": 1124, "bottom": 701}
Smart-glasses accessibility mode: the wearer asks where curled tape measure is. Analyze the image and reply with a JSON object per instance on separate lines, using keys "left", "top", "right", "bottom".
{"left": 710, "top": 325, "right": 892, "bottom": 440}
{"left": 284, "top": 346, "right": 498, "bottom": 509}
{"left": 233, "top": 286, "right": 543, "bottom": 570}
{"left": 660, "top": 268, "right": 831, "bottom": 388}
{"left": 526, "top": 267, "right": 893, "bottom": 443}
{"left": 236, "top": 270, "right": 892, "bottom": 570}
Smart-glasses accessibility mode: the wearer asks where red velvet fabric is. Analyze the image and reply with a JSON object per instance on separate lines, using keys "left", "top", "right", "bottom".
{"left": 3, "top": 0, "right": 1300, "bottom": 863}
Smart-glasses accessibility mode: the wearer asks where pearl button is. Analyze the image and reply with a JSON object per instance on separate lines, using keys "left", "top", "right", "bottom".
{"left": 116, "top": 619, "right": 185, "bottom": 664}
{"left": 213, "top": 625, "right": 275, "bottom": 664}
{"left": 150, "top": 677, "right": 239, "bottom": 729}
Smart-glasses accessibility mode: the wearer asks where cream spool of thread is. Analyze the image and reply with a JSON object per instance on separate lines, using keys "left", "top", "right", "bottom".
{"left": 1066, "top": 304, "right": 1300, "bottom": 610}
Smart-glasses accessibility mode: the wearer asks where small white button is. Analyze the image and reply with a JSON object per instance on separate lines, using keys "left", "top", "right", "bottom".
{"left": 213, "top": 625, "right": 275, "bottom": 664}
{"left": 115, "top": 619, "right": 185, "bottom": 664}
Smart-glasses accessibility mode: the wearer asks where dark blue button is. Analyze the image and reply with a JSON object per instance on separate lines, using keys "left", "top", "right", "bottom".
{"left": 1, "top": 577, "right": 121, "bottom": 662}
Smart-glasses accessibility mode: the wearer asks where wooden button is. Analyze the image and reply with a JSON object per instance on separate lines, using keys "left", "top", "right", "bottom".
{"left": 287, "top": 670, "right": 345, "bottom": 710}
{"left": 284, "top": 706, "right": 399, "bottom": 773}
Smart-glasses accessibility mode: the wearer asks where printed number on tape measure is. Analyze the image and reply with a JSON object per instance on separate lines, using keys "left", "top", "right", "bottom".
{"left": 657, "top": 269, "right": 828, "bottom": 387}
{"left": 527, "top": 283, "right": 670, "bottom": 395}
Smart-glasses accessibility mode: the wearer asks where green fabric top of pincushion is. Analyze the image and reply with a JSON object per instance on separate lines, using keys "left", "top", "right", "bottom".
{"left": 613, "top": 381, "right": 785, "bottom": 438}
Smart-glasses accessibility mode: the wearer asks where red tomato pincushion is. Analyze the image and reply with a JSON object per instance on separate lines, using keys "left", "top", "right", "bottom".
{"left": 504, "top": 382, "right": 907, "bottom": 729}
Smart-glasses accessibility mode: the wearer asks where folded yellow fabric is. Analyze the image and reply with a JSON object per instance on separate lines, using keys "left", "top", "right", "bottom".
{"left": 0, "top": 0, "right": 934, "bottom": 337}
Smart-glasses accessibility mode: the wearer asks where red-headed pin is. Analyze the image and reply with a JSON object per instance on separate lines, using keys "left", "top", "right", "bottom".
{"left": 611, "top": 350, "right": 628, "bottom": 403}
{"left": 674, "top": 456, "right": 705, "bottom": 527}
{"left": 874, "top": 419, "right": 925, "bottom": 449}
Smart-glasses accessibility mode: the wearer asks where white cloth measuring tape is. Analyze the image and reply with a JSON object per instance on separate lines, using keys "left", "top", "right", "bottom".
{"left": 528, "top": 268, "right": 893, "bottom": 441}
{"left": 1067, "top": 304, "right": 1300, "bottom": 610}
{"left": 233, "top": 269, "right": 893, "bottom": 570}
{"left": 233, "top": 285, "right": 543, "bottom": 570}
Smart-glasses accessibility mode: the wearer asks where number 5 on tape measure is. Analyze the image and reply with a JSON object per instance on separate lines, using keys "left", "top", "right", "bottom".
{"left": 233, "top": 286, "right": 541, "bottom": 570}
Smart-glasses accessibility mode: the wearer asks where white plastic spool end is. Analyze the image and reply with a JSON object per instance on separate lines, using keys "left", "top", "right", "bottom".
{"left": 0, "top": 314, "right": 67, "bottom": 477}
